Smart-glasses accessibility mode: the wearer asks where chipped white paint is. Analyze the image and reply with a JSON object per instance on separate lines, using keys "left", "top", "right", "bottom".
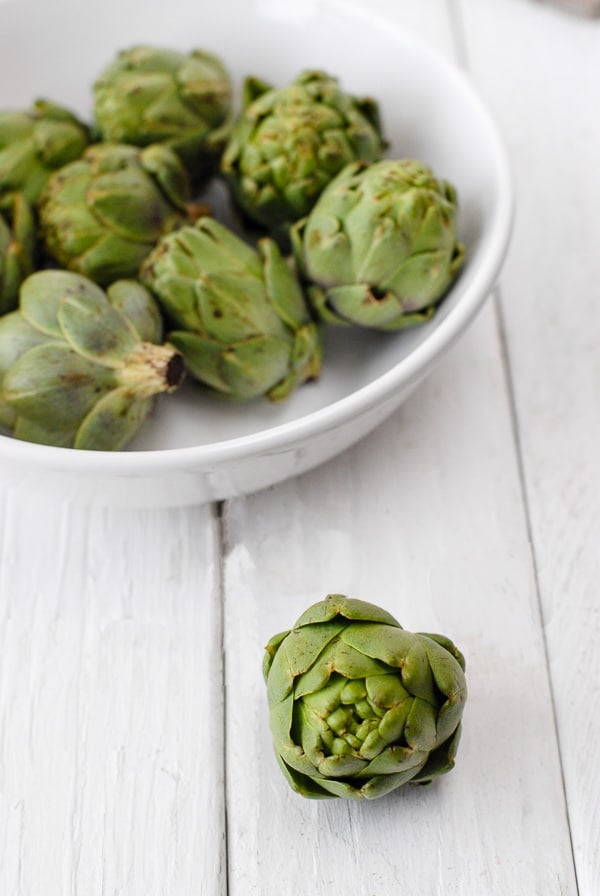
{"left": 1, "top": 0, "right": 598, "bottom": 893}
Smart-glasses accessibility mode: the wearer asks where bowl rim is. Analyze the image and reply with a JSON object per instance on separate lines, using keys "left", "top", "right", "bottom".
{"left": 0, "top": 0, "right": 514, "bottom": 473}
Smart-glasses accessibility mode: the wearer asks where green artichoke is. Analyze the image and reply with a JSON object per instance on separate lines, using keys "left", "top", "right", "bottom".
{"left": 93, "top": 46, "right": 233, "bottom": 183}
{"left": 140, "top": 217, "right": 322, "bottom": 401}
{"left": 0, "top": 270, "right": 184, "bottom": 449}
{"left": 263, "top": 594, "right": 467, "bottom": 800}
{"left": 38, "top": 142, "right": 191, "bottom": 287}
{"left": 0, "top": 99, "right": 89, "bottom": 204}
{"left": 0, "top": 193, "right": 37, "bottom": 315}
{"left": 221, "top": 70, "right": 385, "bottom": 236}
{"left": 291, "top": 159, "right": 466, "bottom": 330}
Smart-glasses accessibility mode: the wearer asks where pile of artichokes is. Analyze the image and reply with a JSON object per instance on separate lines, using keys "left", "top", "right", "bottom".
{"left": 0, "top": 44, "right": 465, "bottom": 450}
{"left": 1, "top": 46, "right": 471, "bottom": 806}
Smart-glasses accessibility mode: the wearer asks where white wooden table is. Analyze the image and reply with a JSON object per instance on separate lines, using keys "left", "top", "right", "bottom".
{"left": 1, "top": 1, "right": 599, "bottom": 893}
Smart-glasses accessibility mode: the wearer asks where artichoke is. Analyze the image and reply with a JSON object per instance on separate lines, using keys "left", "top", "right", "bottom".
{"left": 0, "top": 99, "right": 89, "bottom": 204}
{"left": 292, "top": 159, "right": 466, "bottom": 330}
{"left": 263, "top": 594, "right": 467, "bottom": 800}
{"left": 38, "top": 142, "right": 191, "bottom": 287}
{"left": 0, "top": 193, "right": 37, "bottom": 315}
{"left": 141, "top": 217, "right": 322, "bottom": 401}
{"left": 93, "top": 46, "right": 233, "bottom": 183}
{"left": 0, "top": 270, "right": 184, "bottom": 449}
{"left": 221, "top": 70, "right": 385, "bottom": 236}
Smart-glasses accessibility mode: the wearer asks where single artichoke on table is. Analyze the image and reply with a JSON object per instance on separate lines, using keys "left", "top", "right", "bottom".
{"left": 0, "top": 193, "right": 37, "bottom": 315}
{"left": 221, "top": 70, "right": 385, "bottom": 238}
{"left": 141, "top": 217, "right": 322, "bottom": 401}
{"left": 292, "top": 159, "right": 466, "bottom": 330}
{"left": 0, "top": 270, "right": 184, "bottom": 449}
{"left": 38, "top": 142, "right": 192, "bottom": 286}
{"left": 0, "top": 99, "right": 89, "bottom": 204}
{"left": 93, "top": 46, "right": 233, "bottom": 184}
{"left": 264, "top": 594, "right": 467, "bottom": 800}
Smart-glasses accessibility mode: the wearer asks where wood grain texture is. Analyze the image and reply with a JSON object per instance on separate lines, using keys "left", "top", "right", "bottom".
{"left": 457, "top": 1, "right": 599, "bottom": 891}
{"left": 0, "top": 491, "right": 225, "bottom": 896}
{"left": 222, "top": 303, "right": 578, "bottom": 895}
{"left": 220, "top": 6, "right": 577, "bottom": 894}
{"left": 0, "top": 1, "right": 595, "bottom": 894}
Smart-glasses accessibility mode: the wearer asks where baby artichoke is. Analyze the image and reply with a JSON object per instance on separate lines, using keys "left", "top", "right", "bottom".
{"left": 93, "top": 46, "right": 233, "bottom": 183}
{"left": 0, "top": 270, "right": 184, "bottom": 449}
{"left": 0, "top": 99, "right": 89, "bottom": 204}
{"left": 141, "top": 217, "right": 322, "bottom": 401}
{"left": 264, "top": 594, "right": 467, "bottom": 800}
{"left": 292, "top": 159, "right": 466, "bottom": 330}
{"left": 0, "top": 193, "right": 37, "bottom": 315}
{"left": 221, "top": 70, "right": 385, "bottom": 236}
{"left": 38, "top": 143, "right": 191, "bottom": 286}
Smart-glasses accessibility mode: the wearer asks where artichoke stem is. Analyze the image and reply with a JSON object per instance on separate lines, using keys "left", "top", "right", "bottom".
{"left": 117, "top": 343, "right": 185, "bottom": 398}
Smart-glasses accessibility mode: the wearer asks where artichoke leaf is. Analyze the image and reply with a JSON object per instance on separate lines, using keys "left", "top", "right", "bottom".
{"left": 266, "top": 322, "right": 322, "bottom": 402}
{"left": 266, "top": 622, "right": 345, "bottom": 704}
{"left": 89, "top": 169, "right": 174, "bottom": 242}
{"left": 268, "top": 691, "right": 296, "bottom": 747}
{"left": 298, "top": 674, "right": 346, "bottom": 715}
{"left": 418, "top": 634, "right": 468, "bottom": 698}
{"left": 324, "top": 283, "right": 405, "bottom": 329}
{"left": 333, "top": 637, "right": 391, "bottom": 679}
{"left": 190, "top": 217, "right": 263, "bottom": 277}
{"left": 0, "top": 311, "right": 47, "bottom": 381}
{"left": 278, "top": 739, "right": 332, "bottom": 780}
{"left": 365, "top": 673, "right": 410, "bottom": 710}
{"left": 317, "top": 753, "right": 369, "bottom": 778}
{"left": 404, "top": 697, "right": 438, "bottom": 753}
{"left": 76, "top": 232, "right": 150, "bottom": 287}
{"left": 260, "top": 237, "right": 311, "bottom": 329}
{"left": 263, "top": 629, "right": 290, "bottom": 682}
{"left": 1, "top": 244, "right": 31, "bottom": 315}
{"left": 376, "top": 699, "right": 413, "bottom": 745}
{"left": 168, "top": 330, "right": 231, "bottom": 394}
{"left": 34, "top": 118, "right": 88, "bottom": 168}
{"left": 140, "top": 144, "right": 190, "bottom": 212}
{"left": 361, "top": 744, "right": 428, "bottom": 777}
{"left": 58, "top": 290, "right": 140, "bottom": 367}
{"left": 295, "top": 595, "right": 402, "bottom": 628}
{"left": 242, "top": 75, "right": 273, "bottom": 109}
{"left": 13, "top": 415, "right": 78, "bottom": 447}
{"left": 20, "top": 270, "right": 106, "bottom": 338}
{"left": 385, "top": 249, "right": 458, "bottom": 309}
{"left": 274, "top": 754, "right": 335, "bottom": 800}
{"left": 217, "top": 335, "right": 291, "bottom": 401}
{"left": 5, "top": 192, "right": 36, "bottom": 257}
{"left": 106, "top": 280, "right": 163, "bottom": 344}
{"left": 2, "top": 342, "right": 113, "bottom": 427}
{"left": 419, "top": 632, "right": 466, "bottom": 671}
{"left": 0, "top": 140, "right": 38, "bottom": 193}
{"left": 341, "top": 623, "right": 415, "bottom": 669}
{"left": 74, "top": 388, "right": 151, "bottom": 450}
{"left": 410, "top": 724, "right": 462, "bottom": 784}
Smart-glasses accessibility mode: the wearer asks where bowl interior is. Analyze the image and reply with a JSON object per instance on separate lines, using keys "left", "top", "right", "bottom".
{"left": 0, "top": 0, "right": 509, "bottom": 452}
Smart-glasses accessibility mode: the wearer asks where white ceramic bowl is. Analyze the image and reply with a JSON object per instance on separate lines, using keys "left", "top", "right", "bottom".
{"left": 0, "top": 0, "right": 512, "bottom": 507}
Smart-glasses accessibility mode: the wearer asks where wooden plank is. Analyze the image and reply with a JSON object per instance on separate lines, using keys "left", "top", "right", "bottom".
{"left": 457, "top": 0, "right": 599, "bottom": 891}
{"left": 221, "top": 5, "right": 577, "bottom": 891}
{"left": 0, "top": 492, "right": 225, "bottom": 896}
{"left": 222, "top": 302, "right": 578, "bottom": 895}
